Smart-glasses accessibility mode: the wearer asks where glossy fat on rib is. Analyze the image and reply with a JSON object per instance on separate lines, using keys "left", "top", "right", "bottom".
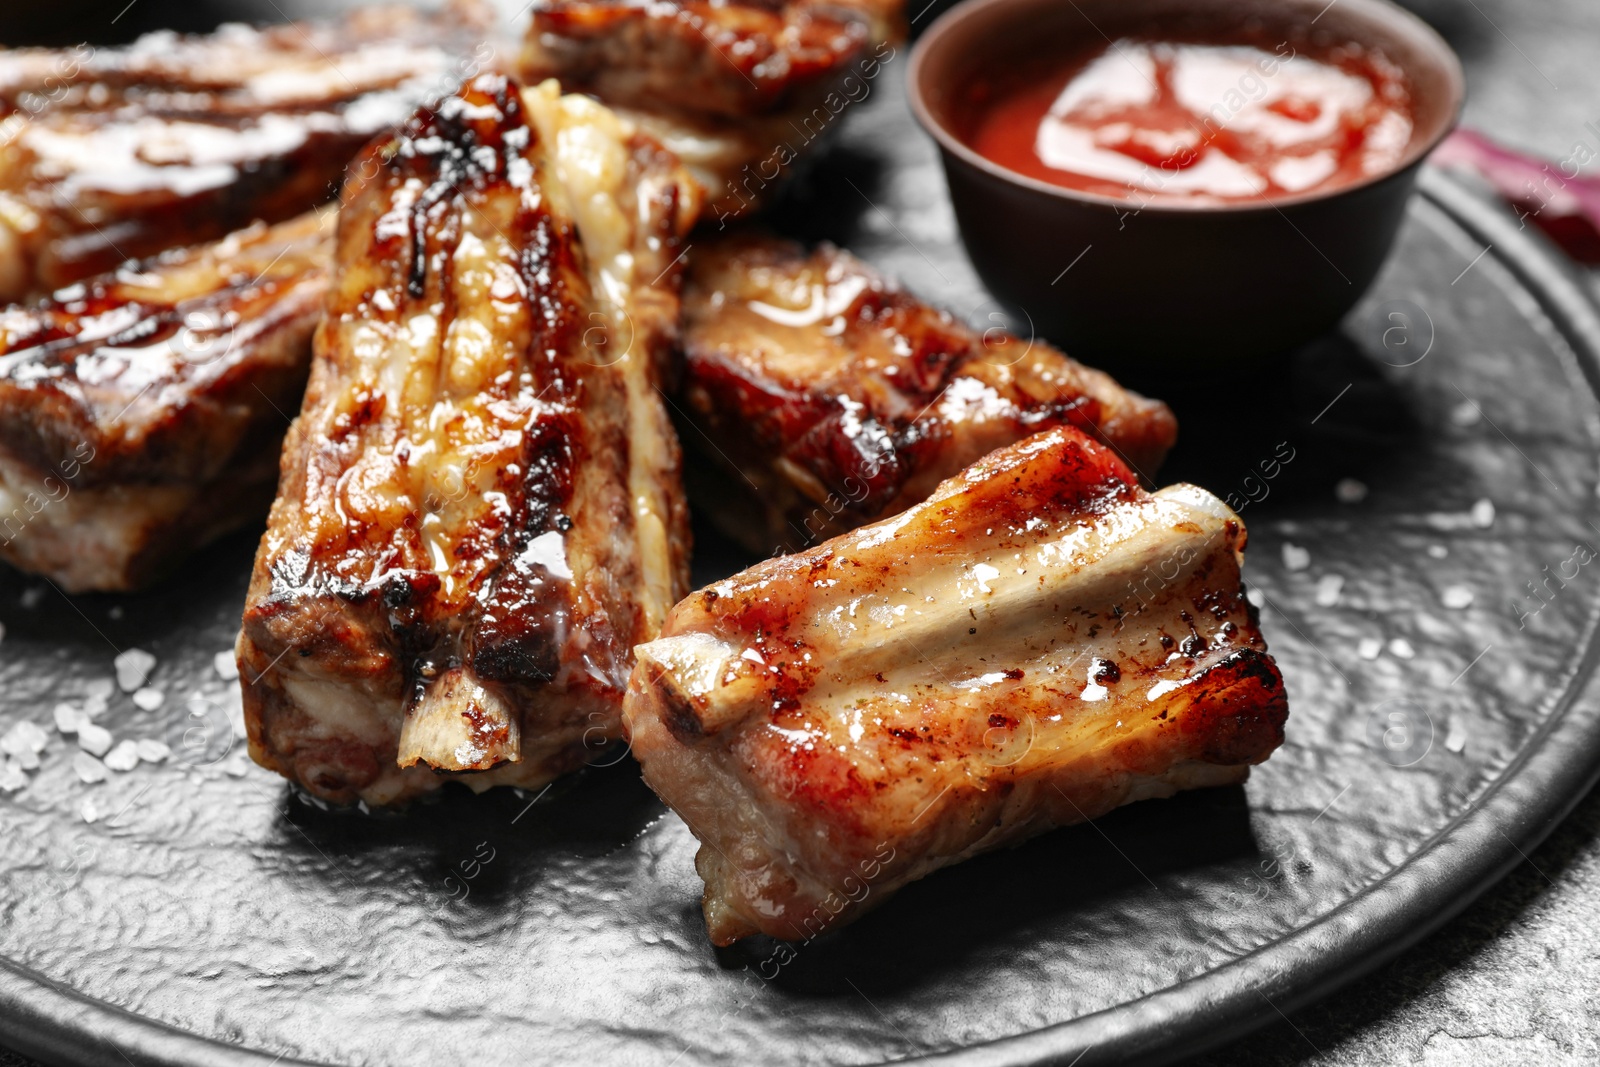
{"left": 678, "top": 231, "right": 1179, "bottom": 554}
{"left": 520, "top": 0, "right": 904, "bottom": 220}
{"left": 0, "top": 1, "right": 493, "bottom": 300}
{"left": 237, "top": 75, "right": 697, "bottom": 806}
{"left": 624, "top": 426, "right": 1287, "bottom": 944}
{"left": 0, "top": 210, "right": 332, "bottom": 591}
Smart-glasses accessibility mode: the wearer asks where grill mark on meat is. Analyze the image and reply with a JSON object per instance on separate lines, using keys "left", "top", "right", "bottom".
{"left": 0, "top": 1, "right": 495, "bottom": 299}
{"left": 239, "top": 73, "right": 696, "bottom": 806}
{"left": 677, "top": 231, "right": 1178, "bottom": 554}
{"left": 625, "top": 426, "right": 1287, "bottom": 943}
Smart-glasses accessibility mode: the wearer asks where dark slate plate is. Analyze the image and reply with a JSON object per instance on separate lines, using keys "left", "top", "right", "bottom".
{"left": 5, "top": 14, "right": 1600, "bottom": 1067}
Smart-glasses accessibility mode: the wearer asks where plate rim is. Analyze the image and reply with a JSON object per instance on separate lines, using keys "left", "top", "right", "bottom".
{"left": 2, "top": 166, "right": 1599, "bottom": 1067}
{"left": 908, "top": 164, "right": 1600, "bottom": 1067}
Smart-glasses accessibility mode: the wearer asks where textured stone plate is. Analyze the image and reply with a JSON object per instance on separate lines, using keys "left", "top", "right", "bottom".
{"left": 3, "top": 37, "right": 1600, "bottom": 1067}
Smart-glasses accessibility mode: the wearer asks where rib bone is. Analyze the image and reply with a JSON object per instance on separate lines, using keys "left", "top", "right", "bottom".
{"left": 624, "top": 426, "right": 1288, "bottom": 944}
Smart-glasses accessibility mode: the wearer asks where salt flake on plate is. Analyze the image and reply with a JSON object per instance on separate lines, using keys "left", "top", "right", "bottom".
{"left": 1441, "top": 585, "right": 1475, "bottom": 609}
{"left": 77, "top": 722, "right": 113, "bottom": 758}
{"left": 104, "top": 740, "right": 141, "bottom": 772}
{"left": 131, "top": 687, "right": 165, "bottom": 711}
{"left": 1470, "top": 498, "right": 1495, "bottom": 528}
{"left": 136, "top": 739, "right": 171, "bottom": 763}
{"left": 1358, "top": 637, "right": 1383, "bottom": 660}
{"left": 1388, "top": 638, "right": 1417, "bottom": 659}
{"left": 82, "top": 678, "right": 114, "bottom": 719}
{"left": 0, "top": 761, "right": 25, "bottom": 793}
{"left": 213, "top": 651, "right": 240, "bottom": 682}
{"left": 2, "top": 720, "right": 49, "bottom": 756}
{"left": 114, "top": 648, "right": 157, "bottom": 692}
{"left": 1282, "top": 543, "right": 1311, "bottom": 572}
{"left": 53, "top": 703, "right": 83, "bottom": 735}
{"left": 73, "top": 752, "right": 108, "bottom": 784}
{"left": 1314, "top": 574, "right": 1344, "bottom": 607}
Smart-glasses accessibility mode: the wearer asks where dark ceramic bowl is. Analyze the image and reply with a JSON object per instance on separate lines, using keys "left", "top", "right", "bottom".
{"left": 908, "top": 0, "right": 1464, "bottom": 363}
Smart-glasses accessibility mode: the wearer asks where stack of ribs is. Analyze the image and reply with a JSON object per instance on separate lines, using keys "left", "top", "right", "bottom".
{"left": 0, "top": 3, "right": 496, "bottom": 590}
{"left": 0, "top": 0, "right": 1288, "bottom": 941}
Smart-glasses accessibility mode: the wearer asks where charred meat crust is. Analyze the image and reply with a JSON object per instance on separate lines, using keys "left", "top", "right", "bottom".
{"left": 0, "top": 0, "right": 495, "bottom": 298}
{"left": 624, "top": 426, "right": 1287, "bottom": 943}
{"left": 520, "top": 0, "right": 904, "bottom": 220}
{"left": 0, "top": 212, "right": 332, "bottom": 487}
{"left": 238, "top": 74, "right": 695, "bottom": 806}
{"left": 678, "top": 231, "right": 1179, "bottom": 553}
{"left": 524, "top": 0, "right": 872, "bottom": 122}
{"left": 0, "top": 211, "right": 332, "bottom": 592}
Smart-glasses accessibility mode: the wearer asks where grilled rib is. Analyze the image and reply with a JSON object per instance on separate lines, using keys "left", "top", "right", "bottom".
{"left": 624, "top": 426, "right": 1287, "bottom": 944}
{"left": 678, "top": 232, "right": 1179, "bottom": 554}
{"left": 0, "top": 1, "right": 494, "bottom": 300}
{"left": 520, "top": 0, "right": 903, "bottom": 220}
{"left": 237, "top": 74, "right": 698, "bottom": 806}
{"left": 0, "top": 210, "right": 332, "bottom": 592}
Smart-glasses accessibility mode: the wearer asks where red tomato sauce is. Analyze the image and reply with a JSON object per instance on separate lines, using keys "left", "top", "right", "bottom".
{"left": 963, "top": 37, "right": 1414, "bottom": 203}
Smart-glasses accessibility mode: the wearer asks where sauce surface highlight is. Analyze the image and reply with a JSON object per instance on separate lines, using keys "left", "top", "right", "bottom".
{"left": 965, "top": 39, "right": 1414, "bottom": 203}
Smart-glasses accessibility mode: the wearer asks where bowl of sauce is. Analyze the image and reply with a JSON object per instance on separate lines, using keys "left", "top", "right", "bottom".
{"left": 909, "top": 0, "right": 1463, "bottom": 362}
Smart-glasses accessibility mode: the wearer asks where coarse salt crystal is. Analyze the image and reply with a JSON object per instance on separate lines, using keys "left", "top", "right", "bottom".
{"left": 13, "top": 747, "right": 39, "bottom": 772}
{"left": 81, "top": 797, "right": 100, "bottom": 824}
{"left": 2, "top": 720, "right": 48, "bottom": 756}
{"left": 73, "top": 752, "right": 107, "bottom": 784}
{"left": 53, "top": 703, "right": 83, "bottom": 734}
{"left": 113, "top": 648, "right": 157, "bottom": 692}
{"left": 131, "top": 687, "right": 164, "bottom": 711}
{"left": 0, "top": 761, "right": 25, "bottom": 793}
{"left": 1427, "top": 544, "right": 1448, "bottom": 559}
{"left": 19, "top": 586, "right": 43, "bottom": 609}
{"left": 136, "top": 739, "right": 171, "bottom": 763}
{"left": 1450, "top": 400, "right": 1481, "bottom": 427}
{"left": 1282, "top": 544, "right": 1311, "bottom": 572}
{"left": 82, "top": 679, "right": 113, "bottom": 719}
{"left": 1314, "top": 574, "right": 1344, "bottom": 607}
{"left": 1445, "top": 718, "right": 1469, "bottom": 754}
{"left": 1441, "top": 585, "right": 1475, "bottom": 610}
{"left": 1470, "top": 499, "right": 1495, "bottom": 529}
{"left": 77, "top": 722, "right": 113, "bottom": 758}
{"left": 213, "top": 651, "right": 240, "bottom": 682}
{"left": 103, "top": 740, "right": 140, "bottom": 772}
{"left": 1246, "top": 587, "right": 1265, "bottom": 608}
{"left": 1358, "top": 637, "right": 1383, "bottom": 660}
{"left": 1388, "top": 638, "right": 1416, "bottom": 659}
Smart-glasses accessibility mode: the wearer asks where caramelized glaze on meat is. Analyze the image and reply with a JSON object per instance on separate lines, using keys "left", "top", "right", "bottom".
{"left": 524, "top": 0, "right": 868, "bottom": 121}
{"left": 0, "top": 1, "right": 494, "bottom": 300}
{"left": 521, "top": 0, "right": 903, "bottom": 219}
{"left": 679, "top": 232, "right": 1179, "bottom": 553}
{"left": 237, "top": 75, "right": 698, "bottom": 806}
{"left": 625, "top": 426, "right": 1287, "bottom": 944}
{"left": 0, "top": 210, "right": 332, "bottom": 591}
